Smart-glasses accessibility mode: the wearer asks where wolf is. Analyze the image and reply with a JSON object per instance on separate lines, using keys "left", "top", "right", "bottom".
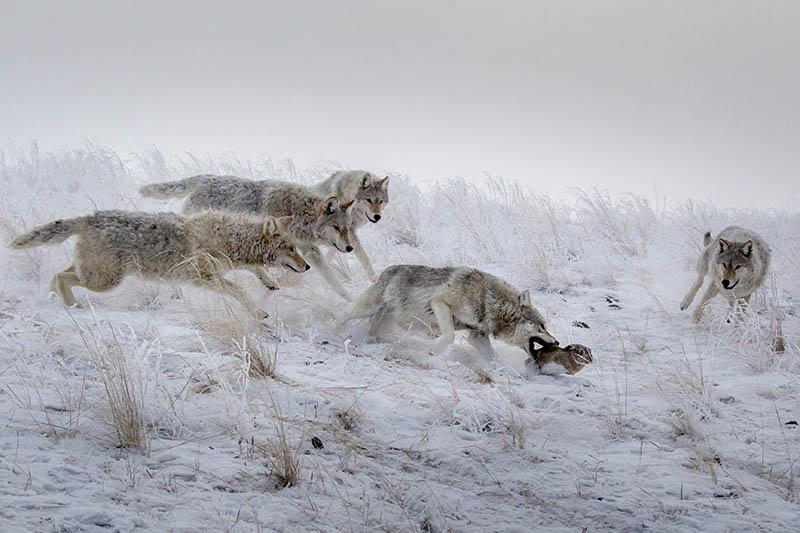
{"left": 141, "top": 175, "right": 356, "bottom": 300}
{"left": 9, "top": 210, "right": 309, "bottom": 319}
{"left": 345, "top": 264, "right": 558, "bottom": 358}
{"left": 313, "top": 171, "right": 389, "bottom": 279}
{"left": 680, "top": 226, "right": 771, "bottom": 322}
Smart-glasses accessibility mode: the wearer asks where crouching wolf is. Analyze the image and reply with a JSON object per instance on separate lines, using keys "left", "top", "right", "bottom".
{"left": 345, "top": 265, "right": 558, "bottom": 358}
{"left": 313, "top": 171, "right": 389, "bottom": 279}
{"left": 9, "top": 210, "right": 309, "bottom": 319}
{"left": 141, "top": 175, "right": 356, "bottom": 300}
{"left": 680, "top": 226, "right": 770, "bottom": 322}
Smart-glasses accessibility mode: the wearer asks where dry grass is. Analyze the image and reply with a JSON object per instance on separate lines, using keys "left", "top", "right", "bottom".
{"left": 75, "top": 318, "right": 148, "bottom": 452}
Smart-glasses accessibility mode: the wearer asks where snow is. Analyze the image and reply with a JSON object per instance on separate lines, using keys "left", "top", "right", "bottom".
{"left": 1, "top": 143, "right": 798, "bottom": 531}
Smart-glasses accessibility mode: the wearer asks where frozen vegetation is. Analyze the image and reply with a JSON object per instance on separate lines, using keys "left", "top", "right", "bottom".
{"left": 0, "top": 142, "right": 798, "bottom": 531}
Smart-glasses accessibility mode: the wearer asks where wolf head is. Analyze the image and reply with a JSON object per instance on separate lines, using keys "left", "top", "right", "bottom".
{"left": 317, "top": 196, "right": 355, "bottom": 253}
{"left": 716, "top": 238, "right": 754, "bottom": 290}
{"left": 263, "top": 216, "right": 310, "bottom": 272}
{"left": 353, "top": 174, "right": 389, "bottom": 223}
{"left": 499, "top": 290, "right": 559, "bottom": 355}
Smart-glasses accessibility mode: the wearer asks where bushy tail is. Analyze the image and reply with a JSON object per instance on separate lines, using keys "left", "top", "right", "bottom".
{"left": 139, "top": 175, "right": 205, "bottom": 199}
{"left": 10, "top": 217, "right": 84, "bottom": 249}
{"left": 703, "top": 231, "right": 713, "bottom": 247}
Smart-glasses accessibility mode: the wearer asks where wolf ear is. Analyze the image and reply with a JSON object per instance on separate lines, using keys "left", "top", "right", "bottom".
{"left": 380, "top": 176, "right": 390, "bottom": 189}
{"left": 263, "top": 217, "right": 279, "bottom": 236}
{"left": 741, "top": 240, "right": 753, "bottom": 257}
{"left": 519, "top": 290, "right": 532, "bottom": 308}
{"left": 276, "top": 216, "right": 293, "bottom": 229}
{"left": 719, "top": 239, "right": 731, "bottom": 253}
{"left": 319, "top": 196, "right": 339, "bottom": 216}
{"left": 360, "top": 174, "right": 371, "bottom": 189}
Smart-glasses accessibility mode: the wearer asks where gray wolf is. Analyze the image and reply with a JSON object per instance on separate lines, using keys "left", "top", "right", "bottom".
{"left": 10, "top": 210, "right": 309, "bottom": 319}
{"left": 680, "top": 226, "right": 771, "bottom": 322}
{"left": 313, "top": 171, "right": 389, "bottom": 279}
{"left": 345, "top": 264, "right": 558, "bottom": 358}
{"left": 141, "top": 175, "right": 356, "bottom": 300}
{"left": 525, "top": 343, "right": 592, "bottom": 375}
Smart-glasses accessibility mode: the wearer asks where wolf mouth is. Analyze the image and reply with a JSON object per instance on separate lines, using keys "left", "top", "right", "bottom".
{"left": 529, "top": 336, "right": 558, "bottom": 355}
{"left": 724, "top": 280, "right": 740, "bottom": 290}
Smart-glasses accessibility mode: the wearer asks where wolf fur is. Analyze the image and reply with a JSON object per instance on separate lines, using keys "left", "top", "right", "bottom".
{"left": 680, "top": 226, "right": 771, "bottom": 322}
{"left": 314, "top": 171, "right": 389, "bottom": 279}
{"left": 141, "top": 175, "right": 356, "bottom": 300}
{"left": 346, "top": 264, "right": 558, "bottom": 358}
{"left": 10, "top": 210, "right": 308, "bottom": 318}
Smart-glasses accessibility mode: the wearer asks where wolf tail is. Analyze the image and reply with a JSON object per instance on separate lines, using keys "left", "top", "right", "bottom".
{"left": 703, "top": 231, "right": 713, "bottom": 247}
{"left": 139, "top": 175, "right": 205, "bottom": 199}
{"left": 10, "top": 217, "right": 85, "bottom": 249}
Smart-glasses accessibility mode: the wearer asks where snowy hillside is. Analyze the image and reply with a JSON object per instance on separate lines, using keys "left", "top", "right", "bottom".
{"left": 1, "top": 143, "right": 798, "bottom": 532}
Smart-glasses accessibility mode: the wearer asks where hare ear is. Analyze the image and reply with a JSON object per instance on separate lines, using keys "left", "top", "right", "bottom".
{"left": 277, "top": 216, "right": 293, "bottom": 229}
{"left": 380, "top": 176, "right": 390, "bottom": 189}
{"left": 263, "top": 217, "right": 279, "bottom": 236}
{"left": 741, "top": 240, "right": 753, "bottom": 257}
{"left": 719, "top": 238, "right": 731, "bottom": 253}
{"left": 342, "top": 199, "right": 355, "bottom": 210}
{"left": 519, "top": 290, "right": 531, "bottom": 308}
{"left": 319, "top": 196, "right": 339, "bottom": 216}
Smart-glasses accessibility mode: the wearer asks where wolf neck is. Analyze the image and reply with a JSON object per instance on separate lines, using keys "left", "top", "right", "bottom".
{"left": 200, "top": 216, "right": 267, "bottom": 265}
{"left": 484, "top": 279, "right": 522, "bottom": 337}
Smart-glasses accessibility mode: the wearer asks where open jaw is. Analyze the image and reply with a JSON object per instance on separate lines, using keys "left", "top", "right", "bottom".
{"left": 723, "top": 279, "right": 740, "bottom": 290}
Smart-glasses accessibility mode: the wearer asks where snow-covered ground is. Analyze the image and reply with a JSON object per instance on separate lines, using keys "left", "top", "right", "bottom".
{"left": 1, "top": 143, "right": 798, "bottom": 532}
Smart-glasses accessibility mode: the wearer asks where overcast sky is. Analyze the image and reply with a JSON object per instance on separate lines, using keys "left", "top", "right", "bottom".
{"left": 1, "top": 1, "right": 798, "bottom": 210}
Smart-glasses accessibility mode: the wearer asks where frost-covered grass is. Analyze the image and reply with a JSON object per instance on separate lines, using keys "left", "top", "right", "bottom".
{"left": 1, "top": 142, "right": 798, "bottom": 531}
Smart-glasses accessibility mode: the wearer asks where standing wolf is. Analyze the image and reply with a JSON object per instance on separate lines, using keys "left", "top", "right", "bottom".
{"left": 313, "top": 171, "right": 389, "bottom": 279}
{"left": 680, "top": 226, "right": 771, "bottom": 322}
{"left": 141, "top": 175, "right": 356, "bottom": 300}
{"left": 346, "top": 265, "right": 558, "bottom": 358}
{"left": 9, "top": 210, "right": 309, "bottom": 318}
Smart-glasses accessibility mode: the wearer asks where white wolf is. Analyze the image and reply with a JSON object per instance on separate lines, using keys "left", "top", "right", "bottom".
{"left": 10, "top": 210, "right": 308, "bottom": 319}
{"left": 140, "top": 175, "right": 357, "bottom": 300}
{"left": 680, "top": 226, "right": 771, "bottom": 322}
{"left": 313, "top": 171, "right": 389, "bottom": 279}
{"left": 346, "top": 264, "right": 558, "bottom": 358}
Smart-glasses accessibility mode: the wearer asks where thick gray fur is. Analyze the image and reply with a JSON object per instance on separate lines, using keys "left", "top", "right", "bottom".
{"left": 680, "top": 225, "right": 771, "bottom": 322}
{"left": 346, "top": 264, "right": 558, "bottom": 358}
{"left": 313, "top": 170, "right": 389, "bottom": 279}
{"left": 10, "top": 210, "right": 308, "bottom": 318}
{"left": 141, "top": 174, "right": 357, "bottom": 300}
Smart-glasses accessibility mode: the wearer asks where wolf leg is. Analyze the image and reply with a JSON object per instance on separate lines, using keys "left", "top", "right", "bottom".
{"left": 692, "top": 283, "right": 719, "bottom": 323}
{"left": 680, "top": 276, "right": 706, "bottom": 311}
{"left": 681, "top": 252, "right": 710, "bottom": 311}
{"left": 350, "top": 231, "right": 376, "bottom": 280}
{"left": 466, "top": 331, "right": 499, "bottom": 360}
{"left": 245, "top": 265, "right": 280, "bottom": 291}
{"left": 430, "top": 299, "right": 455, "bottom": 354}
{"left": 366, "top": 305, "right": 390, "bottom": 340}
{"left": 50, "top": 266, "right": 81, "bottom": 307}
{"left": 194, "top": 277, "right": 268, "bottom": 320}
{"left": 302, "top": 245, "right": 351, "bottom": 301}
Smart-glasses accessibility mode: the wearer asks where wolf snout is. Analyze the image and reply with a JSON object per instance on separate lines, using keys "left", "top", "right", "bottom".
{"left": 303, "top": 264, "right": 311, "bottom": 271}
{"left": 721, "top": 279, "right": 739, "bottom": 289}
{"left": 371, "top": 214, "right": 381, "bottom": 222}
{"left": 345, "top": 245, "right": 353, "bottom": 252}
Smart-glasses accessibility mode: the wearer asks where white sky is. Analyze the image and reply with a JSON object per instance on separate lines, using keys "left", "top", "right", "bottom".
{"left": 1, "top": 1, "right": 798, "bottom": 210}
